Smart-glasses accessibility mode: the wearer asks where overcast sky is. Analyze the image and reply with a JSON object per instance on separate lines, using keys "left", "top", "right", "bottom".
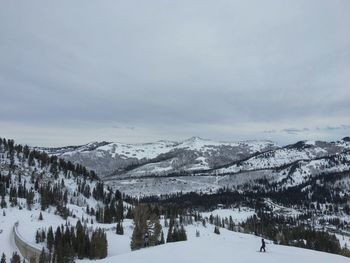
{"left": 0, "top": 0, "right": 349, "bottom": 146}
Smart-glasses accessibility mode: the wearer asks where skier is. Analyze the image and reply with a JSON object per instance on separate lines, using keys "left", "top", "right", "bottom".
{"left": 144, "top": 233, "right": 149, "bottom": 247}
{"left": 260, "top": 238, "right": 266, "bottom": 252}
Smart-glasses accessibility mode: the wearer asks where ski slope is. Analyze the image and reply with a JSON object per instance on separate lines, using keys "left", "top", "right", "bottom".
{"left": 79, "top": 224, "right": 349, "bottom": 263}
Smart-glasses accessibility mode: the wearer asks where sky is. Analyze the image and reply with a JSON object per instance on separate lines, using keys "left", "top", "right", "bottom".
{"left": 0, "top": 0, "right": 349, "bottom": 147}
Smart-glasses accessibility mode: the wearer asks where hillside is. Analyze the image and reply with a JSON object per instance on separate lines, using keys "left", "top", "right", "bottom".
{"left": 40, "top": 137, "right": 350, "bottom": 197}
{"left": 42, "top": 137, "right": 278, "bottom": 179}
{"left": 84, "top": 231, "right": 349, "bottom": 263}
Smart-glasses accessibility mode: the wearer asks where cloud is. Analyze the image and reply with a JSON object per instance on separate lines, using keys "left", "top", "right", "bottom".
{"left": 263, "top": 130, "right": 277, "bottom": 134}
{"left": 263, "top": 124, "right": 350, "bottom": 136}
{"left": 325, "top": 124, "right": 350, "bottom": 130}
{"left": 112, "top": 124, "right": 136, "bottom": 131}
{"left": 282, "top": 128, "right": 303, "bottom": 135}
{"left": 0, "top": 0, "right": 349, "bottom": 146}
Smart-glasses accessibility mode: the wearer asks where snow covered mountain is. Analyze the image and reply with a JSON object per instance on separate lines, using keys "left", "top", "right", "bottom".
{"left": 40, "top": 137, "right": 350, "bottom": 196}
{"left": 42, "top": 137, "right": 278, "bottom": 178}
{"left": 1, "top": 137, "right": 350, "bottom": 261}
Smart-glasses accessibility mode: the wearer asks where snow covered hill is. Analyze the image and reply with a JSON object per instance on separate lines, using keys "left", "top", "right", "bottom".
{"left": 84, "top": 232, "right": 349, "bottom": 263}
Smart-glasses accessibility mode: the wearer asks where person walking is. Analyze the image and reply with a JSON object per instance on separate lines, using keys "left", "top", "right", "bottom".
{"left": 260, "top": 238, "right": 266, "bottom": 252}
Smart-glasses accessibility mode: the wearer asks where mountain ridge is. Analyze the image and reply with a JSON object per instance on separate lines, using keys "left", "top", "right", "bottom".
{"left": 31, "top": 136, "right": 350, "bottom": 197}
{"left": 37, "top": 137, "right": 279, "bottom": 178}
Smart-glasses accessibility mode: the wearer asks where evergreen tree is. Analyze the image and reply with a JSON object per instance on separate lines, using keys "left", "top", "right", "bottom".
{"left": 90, "top": 229, "right": 107, "bottom": 259}
{"left": 166, "top": 218, "right": 174, "bottom": 243}
{"left": 178, "top": 225, "right": 187, "bottom": 241}
{"left": 39, "top": 248, "right": 48, "bottom": 263}
{"left": 130, "top": 204, "right": 149, "bottom": 250}
{"left": 1, "top": 253, "right": 6, "bottom": 263}
{"left": 46, "top": 227, "right": 54, "bottom": 252}
{"left": 0, "top": 196, "right": 6, "bottom": 209}
{"left": 160, "top": 231, "right": 165, "bottom": 244}
{"left": 116, "top": 222, "right": 124, "bottom": 235}
{"left": 36, "top": 230, "right": 40, "bottom": 243}
{"left": 75, "top": 221, "right": 85, "bottom": 259}
{"left": 148, "top": 212, "right": 162, "bottom": 246}
{"left": 54, "top": 226, "right": 64, "bottom": 263}
{"left": 10, "top": 253, "right": 20, "bottom": 263}
{"left": 26, "top": 189, "right": 34, "bottom": 210}
{"left": 116, "top": 199, "right": 124, "bottom": 222}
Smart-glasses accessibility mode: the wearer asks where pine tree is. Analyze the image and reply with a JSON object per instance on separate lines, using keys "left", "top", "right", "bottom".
{"left": 1, "top": 253, "right": 6, "bottom": 263}
{"left": 90, "top": 229, "right": 107, "bottom": 259}
{"left": 46, "top": 227, "right": 54, "bottom": 252}
{"left": 116, "top": 199, "right": 124, "bottom": 222}
{"left": 130, "top": 205, "right": 149, "bottom": 250}
{"left": 148, "top": 212, "right": 162, "bottom": 246}
{"left": 160, "top": 231, "right": 165, "bottom": 244}
{"left": 26, "top": 189, "right": 34, "bottom": 210}
{"left": 116, "top": 222, "right": 124, "bottom": 235}
{"left": 36, "top": 230, "right": 41, "bottom": 243}
{"left": 166, "top": 218, "right": 174, "bottom": 243}
{"left": 75, "top": 221, "right": 85, "bottom": 259}
{"left": 0, "top": 196, "right": 6, "bottom": 209}
{"left": 38, "top": 212, "right": 43, "bottom": 220}
{"left": 39, "top": 248, "right": 47, "bottom": 263}
{"left": 10, "top": 252, "right": 20, "bottom": 263}
{"left": 61, "top": 226, "right": 74, "bottom": 263}
{"left": 54, "top": 226, "right": 63, "bottom": 263}
{"left": 126, "top": 207, "right": 133, "bottom": 219}
{"left": 130, "top": 224, "right": 143, "bottom": 250}
{"left": 180, "top": 225, "right": 187, "bottom": 240}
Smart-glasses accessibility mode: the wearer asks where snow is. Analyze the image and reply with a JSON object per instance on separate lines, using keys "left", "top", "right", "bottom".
{"left": 79, "top": 223, "right": 349, "bottom": 263}
{"left": 173, "top": 137, "right": 275, "bottom": 152}
{"left": 335, "top": 233, "right": 350, "bottom": 249}
{"left": 61, "top": 137, "right": 277, "bottom": 161}
{"left": 1, "top": 137, "right": 350, "bottom": 262}
{"left": 0, "top": 200, "right": 134, "bottom": 258}
{"left": 187, "top": 156, "right": 210, "bottom": 171}
{"left": 202, "top": 207, "right": 255, "bottom": 224}
{"left": 95, "top": 141, "right": 177, "bottom": 159}
{"left": 1, "top": 196, "right": 349, "bottom": 263}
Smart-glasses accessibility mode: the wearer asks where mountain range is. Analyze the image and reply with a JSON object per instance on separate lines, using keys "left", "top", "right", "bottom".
{"left": 38, "top": 136, "right": 350, "bottom": 196}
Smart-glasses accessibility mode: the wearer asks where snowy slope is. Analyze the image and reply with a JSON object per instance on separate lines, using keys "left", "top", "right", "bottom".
{"left": 216, "top": 139, "right": 350, "bottom": 174}
{"left": 2, "top": 204, "right": 348, "bottom": 263}
{"left": 36, "top": 137, "right": 350, "bottom": 196}
{"left": 79, "top": 223, "right": 349, "bottom": 263}
{"left": 41, "top": 137, "right": 278, "bottom": 178}
{"left": 95, "top": 141, "right": 177, "bottom": 159}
